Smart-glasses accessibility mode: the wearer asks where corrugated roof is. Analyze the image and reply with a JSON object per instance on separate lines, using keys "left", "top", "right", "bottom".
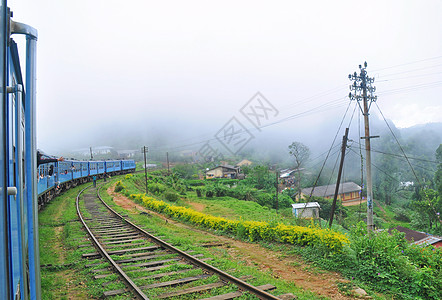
{"left": 301, "top": 182, "right": 361, "bottom": 198}
{"left": 389, "top": 226, "right": 427, "bottom": 242}
{"left": 292, "top": 202, "right": 320, "bottom": 209}
{"left": 414, "top": 236, "right": 442, "bottom": 246}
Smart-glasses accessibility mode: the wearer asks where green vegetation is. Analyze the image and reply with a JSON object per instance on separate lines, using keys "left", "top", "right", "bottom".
{"left": 40, "top": 178, "right": 326, "bottom": 299}
{"left": 117, "top": 164, "right": 442, "bottom": 299}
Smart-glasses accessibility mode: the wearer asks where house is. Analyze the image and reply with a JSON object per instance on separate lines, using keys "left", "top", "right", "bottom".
{"left": 237, "top": 159, "right": 253, "bottom": 167}
{"left": 389, "top": 226, "right": 442, "bottom": 248}
{"left": 292, "top": 202, "right": 320, "bottom": 219}
{"left": 279, "top": 168, "right": 303, "bottom": 189}
{"left": 299, "top": 182, "right": 362, "bottom": 206}
{"left": 117, "top": 149, "right": 137, "bottom": 158}
{"left": 205, "top": 165, "right": 241, "bottom": 179}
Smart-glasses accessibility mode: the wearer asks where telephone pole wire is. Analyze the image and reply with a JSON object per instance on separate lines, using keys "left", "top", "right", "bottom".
{"left": 349, "top": 62, "right": 379, "bottom": 232}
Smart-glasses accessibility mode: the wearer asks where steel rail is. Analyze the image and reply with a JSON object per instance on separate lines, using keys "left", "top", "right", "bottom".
{"left": 76, "top": 185, "right": 149, "bottom": 300}
{"left": 97, "top": 186, "right": 281, "bottom": 300}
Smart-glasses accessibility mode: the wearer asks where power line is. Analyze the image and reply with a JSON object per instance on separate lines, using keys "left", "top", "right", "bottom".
{"left": 350, "top": 141, "right": 438, "bottom": 164}
{"left": 149, "top": 96, "right": 349, "bottom": 153}
{"left": 377, "top": 80, "right": 442, "bottom": 96}
{"left": 374, "top": 102, "right": 421, "bottom": 185}
{"left": 371, "top": 55, "right": 442, "bottom": 72}
{"left": 376, "top": 63, "right": 442, "bottom": 78}
{"left": 348, "top": 145, "right": 437, "bottom": 175}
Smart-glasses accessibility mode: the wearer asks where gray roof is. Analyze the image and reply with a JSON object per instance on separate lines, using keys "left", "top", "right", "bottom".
{"left": 301, "top": 182, "right": 362, "bottom": 198}
{"left": 206, "top": 165, "right": 238, "bottom": 172}
{"left": 389, "top": 226, "right": 442, "bottom": 246}
{"left": 292, "top": 202, "right": 320, "bottom": 209}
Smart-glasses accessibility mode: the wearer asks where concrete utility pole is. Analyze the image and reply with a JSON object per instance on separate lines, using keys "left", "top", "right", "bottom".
{"left": 141, "top": 146, "right": 149, "bottom": 194}
{"left": 329, "top": 128, "right": 349, "bottom": 228}
{"left": 349, "top": 62, "right": 378, "bottom": 232}
{"left": 90, "top": 147, "right": 93, "bottom": 160}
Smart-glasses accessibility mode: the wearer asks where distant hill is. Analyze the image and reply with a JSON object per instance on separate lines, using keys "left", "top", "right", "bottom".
{"left": 400, "top": 122, "right": 442, "bottom": 156}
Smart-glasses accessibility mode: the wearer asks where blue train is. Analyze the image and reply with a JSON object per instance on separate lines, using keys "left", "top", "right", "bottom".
{"left": 37, "top": 157, "right": 136, "bottom": 208}
{"left": 0, "top": 3, "right": 135, "bottom": 299}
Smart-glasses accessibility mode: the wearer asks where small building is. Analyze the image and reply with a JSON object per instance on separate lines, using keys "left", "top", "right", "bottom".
{"left": 300, "top": 182, "right": 362, "bottom": 206}
{"left": 292, "top": 202, "right": 320, "bottom": 219}
{"left": 237, "top": 159, "right": 253, "bottom": 167}
{"left": 389, "top": 226, "right": 442, "bottom": 248}
{"left": 117, "top": 150, "right": 137, "bottom": 158}
{"left": 279, "top": 168, "right": 303, "bottom": 189}
{"left": 205, "top": 165, "right": 241, "bottom": 179}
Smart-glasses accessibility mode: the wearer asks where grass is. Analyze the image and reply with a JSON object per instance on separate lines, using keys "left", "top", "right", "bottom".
{"left": 99, "top": 178, "right": 328, "bottom": 299}
{"left": 39, "top": 174, "right": 390, "bottom": 299}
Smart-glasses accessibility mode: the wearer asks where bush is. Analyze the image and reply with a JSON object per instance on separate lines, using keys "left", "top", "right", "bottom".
{"left": 114, "top": 181, "right": 125, "bottom": 193}
{"left": 164, "top": 191, "right": 179, "bottom": 202}
{"left": 195, "top": 187, "right": 203, "bottom": 197}
{"left": 393, "top": 207, "right": 411, "bottom": 222}
{"left": 148, "top": 183, "right": 166, "bottom": 195}
{"left": 132, "top": 193, "right": 349, "bottom": 253}
{"left": 186, "top": 179, "right": 205, "bottom": 187}
{"left": 349, "top": 221, "right": 442, "bottom": 299}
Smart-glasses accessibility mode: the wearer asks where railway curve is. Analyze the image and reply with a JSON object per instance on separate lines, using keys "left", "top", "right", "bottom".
{"left": 77, "top": 184, "right": 294, "bottom": 299}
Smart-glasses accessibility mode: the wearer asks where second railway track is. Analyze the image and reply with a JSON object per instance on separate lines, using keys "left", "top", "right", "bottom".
{"left": 76, "top": 184, "right": 295, "bottom": 299}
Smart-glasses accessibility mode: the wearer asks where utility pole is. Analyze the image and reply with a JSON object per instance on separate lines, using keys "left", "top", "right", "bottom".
{"left": 329, "top": 128, "right": 349, "bottom": 228}
{"left": 166, "top": 152, "right": 170, "bottom": 175}
{"left": 90, "top": 147, "right": 93, "bottom": 160}
{"left": 141, "top": 146, "right": 148, "bottom": 194}
{"left": 349, "top": 62, "right": 378, "bottom": 232}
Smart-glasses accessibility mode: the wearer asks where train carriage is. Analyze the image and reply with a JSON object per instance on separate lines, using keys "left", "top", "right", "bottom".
{"left": 89, "top": 161, "right": 98, "bottom": 175}
{"left": 1, "top": 4, "right": 41, "bottom": 298}
{"left": 72, "top": 161, "right": 82, "bottom": 179}
{"left": 37, "top": 162, "right": 56, "bottom": 195}
{"left": 57, "top": 161, "right": 73, "bottom": 184}
{"left": 1, "top": 4, "right": 136, "bottom": 299}
{"left": 122, "top": 159, "right": 136, "bottom": 171}
{"left": 105, "top": 160, "right": 115, "bottom": 173}
{"left": 97, "top": 161, "right": 105, "bottom": 175}
{"left": 80, "top": 161, "right": 88, "bottom": 178}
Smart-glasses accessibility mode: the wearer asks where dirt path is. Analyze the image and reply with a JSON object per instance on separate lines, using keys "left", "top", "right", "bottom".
{"left": 107, "top": 185, "right": 355, "bottom": 299}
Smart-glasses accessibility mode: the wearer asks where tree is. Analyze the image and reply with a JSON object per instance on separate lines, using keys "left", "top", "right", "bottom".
{"left": 411, "top": 188, "right": 441, "bottom": 233}
{"left": 435, "top": 144, "right": 442, "bottom": 196}
{"left": 374, "top": 154, "right": 399, "bottom": 205}
{"left": 288, "top": 142, "right": 310, "bottom": 201}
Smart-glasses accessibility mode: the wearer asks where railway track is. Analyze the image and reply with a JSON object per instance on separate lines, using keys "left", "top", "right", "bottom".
{"left": 76, "top": 184, "right": 294, "bottom": 299}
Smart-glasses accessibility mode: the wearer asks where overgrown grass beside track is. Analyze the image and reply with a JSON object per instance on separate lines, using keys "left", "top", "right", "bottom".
{"left": 39, "top": 177, "right": 325, "bottom": 299}
{"left": 116, "top": 172, "right": 442, "bottom": 300}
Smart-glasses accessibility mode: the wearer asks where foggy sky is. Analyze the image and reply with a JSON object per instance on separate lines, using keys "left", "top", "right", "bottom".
{"left": 9, "top": 0, "right": 442, "bottom": 154}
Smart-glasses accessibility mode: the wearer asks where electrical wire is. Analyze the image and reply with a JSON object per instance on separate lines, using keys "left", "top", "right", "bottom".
{"left": 149, "top": 95, "right": 349, "bottom": 153}
{"left": 350, "top": 141, "right": 439, "bottom": 164}
{"left": 371, "top": 55, "right": 442, "bottom": 72}
{"left": 374, "top": 102, "right": 442, "bottom": 224}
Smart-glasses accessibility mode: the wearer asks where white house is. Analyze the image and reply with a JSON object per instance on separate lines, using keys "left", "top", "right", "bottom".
{"left": 292, "top": 202, "right": 320, "bottom": 219}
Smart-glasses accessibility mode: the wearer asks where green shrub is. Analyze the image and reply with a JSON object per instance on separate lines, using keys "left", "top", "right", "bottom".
{"left": 349, "top": 221, "right": 442, "bottom": 299}
{"left": 164, "top": 191, "right": 179, "bottom": 202}
{"left": 195, "top": 187, "right": 203, "bottom": 197}
{"left": 393, "top": 207, "right": 411, "bottom": 222}
{"left": 114, "top": 181, "right": 126, "bottom": 193}
{"left": 147, "top": 183, "right": 166, "bottom": 195}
